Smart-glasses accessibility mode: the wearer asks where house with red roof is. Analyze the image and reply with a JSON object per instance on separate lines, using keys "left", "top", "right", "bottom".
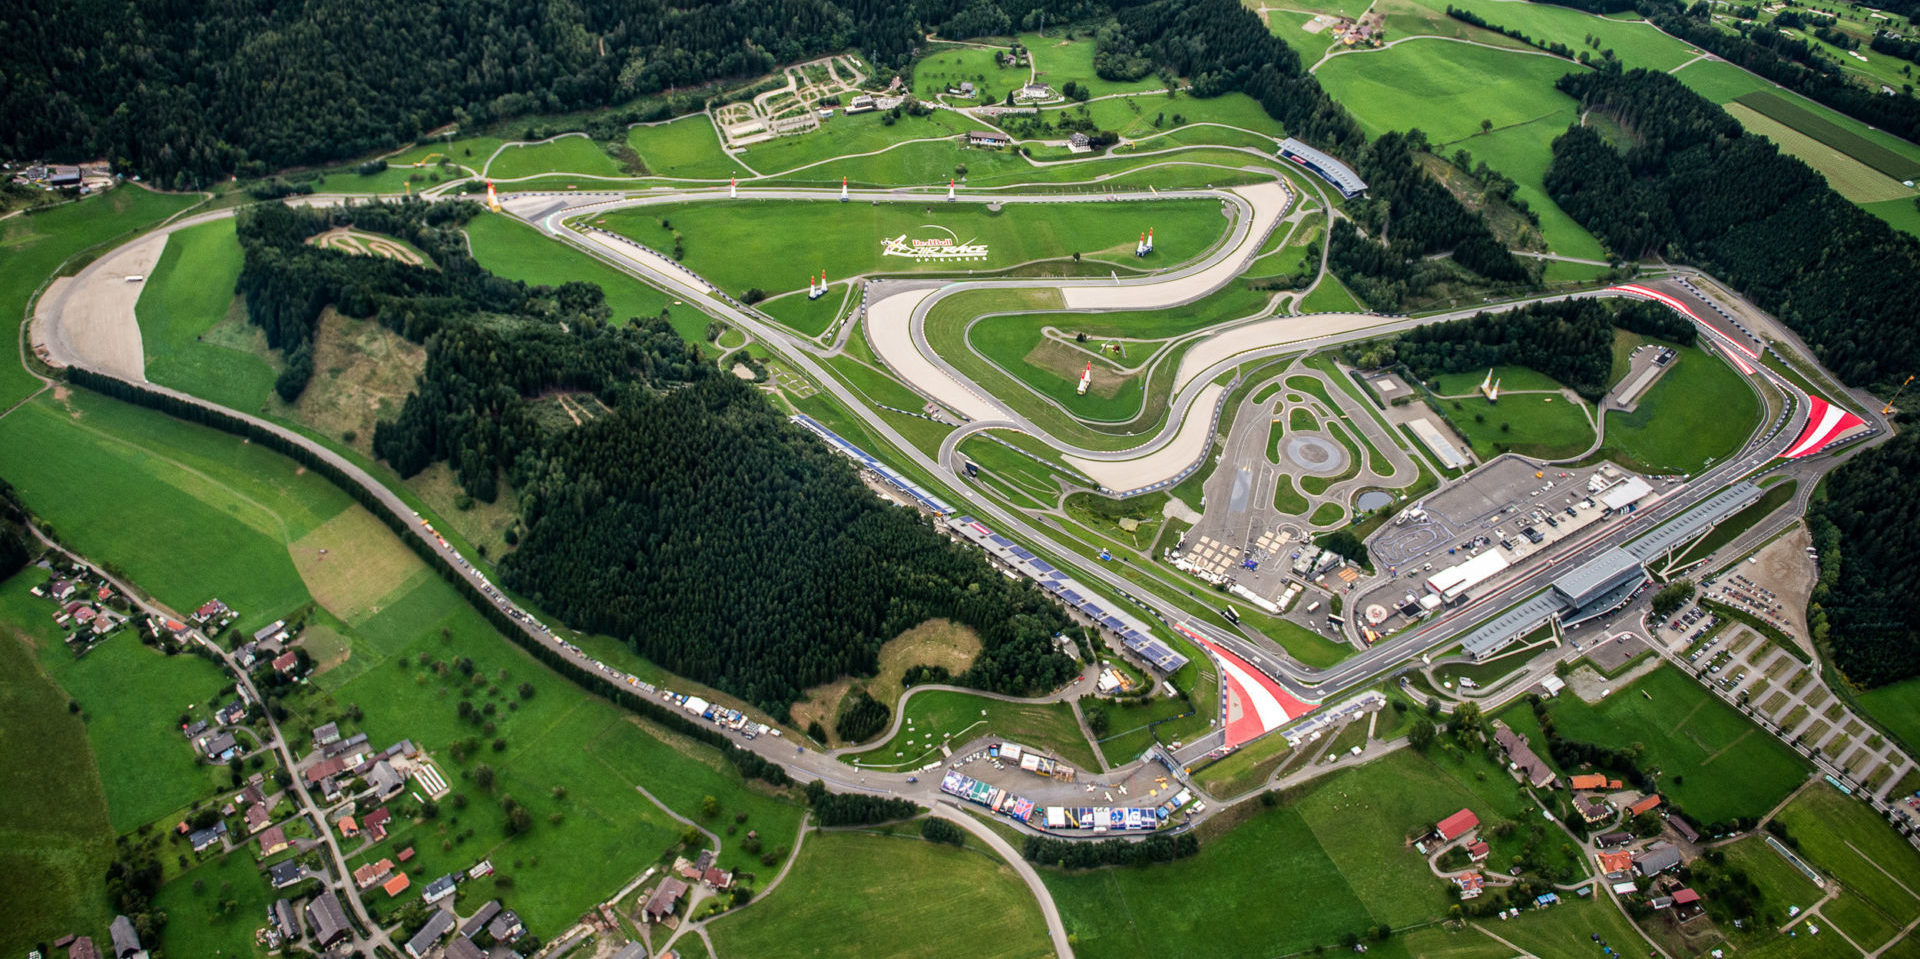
{"left": 1466, "top": 840, "right": 1490, "bottom": 862}
{"left": 1627, "top": 794, "right": 1663, "bottom": 817}
{"left": 1434, "top": 808, "right": 1480, "bottom": 843}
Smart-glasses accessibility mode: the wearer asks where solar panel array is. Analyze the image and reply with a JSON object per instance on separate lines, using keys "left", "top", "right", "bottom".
{"left": 789, "top": 414, "right": 956, "bottom": 516}
{"left": 950, "top": 516, "right": 1189, "bottom": 673}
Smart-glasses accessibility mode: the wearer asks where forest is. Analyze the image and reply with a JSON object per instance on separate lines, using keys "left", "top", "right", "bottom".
{"left": 1379, "top": 298, "right": 1693, "bottom": 401}
{"left": 231, "top": 199, "right": 1079, "bottom": 715}
{"left": 1812, "top": 429, "right": 1920, "bottom": 688}
{"left": 1544, "top": 68, "right": 1920, "bottom": 389}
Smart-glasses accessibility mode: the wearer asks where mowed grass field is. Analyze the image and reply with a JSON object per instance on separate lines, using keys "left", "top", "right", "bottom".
{"left": 911, "top": 44, "right": 1023, "bottom": 103}
{"left": 736, "top": 108, "right": 984, "bottom": 177}
{"left": 1314, "top": 39, "right": 1608, "bottom": 259}
{"left": 626, "top": 114, "right": 742, "bottom": 179}
{"left": 1438, "top": 390, "right": 1593, "bottom": 460}
{"left": 1048, "top": 746, "right": 1620, "bottom": 959}
{"left": 842, "top": 688, "right": 1096, "bottom": 771}
{"left": 709, "top": 828, "right": 1052, "bottom": 959}
{"left": 463, "top": 212, "right": 707, "bottom": 346}
{"left": 0, "top": 573, "right": 117, "bottom": 956}
{"left": 1858, "top": 677, "right": 1920, "bottom": 758}
{"left": 1774, "top": 785, "right": 1920, "bottom": 945}
{"left": 1511, "top": 666, "right": 1806, "bottom": 823}
{"left": 1725, "top": 101, "right": 1915, "bottom": 204}
{"left": 134, "top": 217, "right": 279, "bottom": 412}
{"left": 0, "top": 187, "right": 200, "bottom": 408}
{"left": 1436, "top": 0, "right": 1700, "bottom": 71}
{"left": 1602, "top": 341, "right": 1759, "bottom": 473}
{"left": 485, "top": 134, "right": 627, "bottom": 180}
{"left": 596, "top": 197, "right": 1227, "bottom": 297}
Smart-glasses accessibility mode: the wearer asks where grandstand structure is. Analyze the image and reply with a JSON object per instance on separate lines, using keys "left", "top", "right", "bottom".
{"left": 1278, "top": 138, "right": 1368, "bottom": 199}
{"left": 948, "top": 516, "right": 1189, "bottom": 672}
{"left": 790, "top": 414, "right": 955, "bottom": 515}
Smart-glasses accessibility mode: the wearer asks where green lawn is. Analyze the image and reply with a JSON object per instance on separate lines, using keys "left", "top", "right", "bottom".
{"left": 0, "top": 187, "right": 200, "bottom": 408}
{"left": 1863, "top": 196, "right": 1920, "bottom": 241}
{"left": 910, "top": 44, "right": 1022, "bottom": 103}
{"left": 463, "top": 213, "right": 707, "bottom": 347}
{"left": 135, "top": 217, "right": 278, "bottom": 412}
{"left": 738, "top": 108, "right": 984, "bottom": 178}
{"left": 1523, "top": 665, "right": 1807, "bottom": 823}
{"left": 147, "top": 846, "right": 281, "bottom": 959}
{"left": 1858, "top": 676, "right": 1920, "bottom": 760}
{"left": 0, "top": 573, "right": 117, "bottom": 956}
{"left": 1267, "top": 9, "right": 1337, "bottom": 61}
{"left": 841, "top": 689, "right": 1096, "bottom": 772}
{"left": 709, "top": 828, "right": 1051, "bottom": 959}
{"left": 485, "top": 134, "right": 628, "bottom": 180}
{"left": 1433, "top": 389, "right": 1595, "bottom": 460}
{"left": 1775, "top": 784, "right": 1920, "bottom": 931}
{"left": 1438, "top": 0, "right": 1701, "bottom": 71}
{"left": 595, "top": 196, "right": 1225, "bottom": 299}
{"left": 1301, "top": 273, "right": 1364, "bottom": 313}
{"left": 626, "top": 114, "right": 743, "bottom": 179}
{"left": 1047, "top": 746, "right": 1597, "bottom": 959}
{"left": 1021, "top": 31, "right": 1167, "bottom": 99}
{"left": 1602, "top": 341, "right": 1759, "bottom": 473}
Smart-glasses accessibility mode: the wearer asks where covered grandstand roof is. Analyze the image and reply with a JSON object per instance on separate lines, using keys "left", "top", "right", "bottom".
{"left": 790, "top": 414, "right": 955, "bottom": 515}
{"left": 1624, "top": 482, "right": 1761, "bottom": 561}
{"left": 1553, "top": 547, "right": 1644, "bottom": 609}
{"left": 951, "top": 517, "right": 1188, "bottom": 672}
{"left": 1458, "top": 590, "right": 1564, "bottom": 660}
{"left": 1278, "top": 138, "right": 1368, "bottom": 198}
{"left": 1784, "top": 395, "right": 1867, "bottom": 459}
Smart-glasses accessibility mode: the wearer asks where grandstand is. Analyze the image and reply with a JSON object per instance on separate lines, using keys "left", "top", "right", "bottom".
{"left": 948, "top": 516, "right": 1189, "bottom": 673}
{"left": 1278, "top": 138, "right": 1368, "bottom": 198}
{"left": 790, "top": 414, "right": 955, "bottom": 515}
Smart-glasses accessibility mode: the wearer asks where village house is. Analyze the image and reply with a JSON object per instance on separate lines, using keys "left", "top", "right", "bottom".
{"left": 353, "top": 858, "right": 395, "bottom": 889}
{"left": 645, "top": 878, "right": 689, "bottom": 923}
{"left": 272, "top": 898, "right": 300, "bottom": 942}
{"left": 258, "top": 824, "right": 289, "bottom": 857}
{"left": 487, "top": 908, "right": 524, "bottom": 943}
{"left": 244, "top": 803, "right": 271, "bottom": 834}
{"left": 444, "top": 937, "right": 485, "bottom": 959}
{"left": 312, "top": 721, "right": 341, "bottom": 747}
{"left": 1627, "top": 794, "right": 1663, "bottom": 818}
{"left": 307, "top": 891, "right": 352, "bottom": 948}
{"left": 1434, "top": 808, "right": 1479, "bottom": 843}
{"left": 1492, "top": 723, "right": 1557, "bottom": 789}
{"left": 967, "top": 130, "right": 1012, "bottom": 148}
{"left": 423, "top": 874, "right": 458, "bottom": 905}
{"left": 1575, "top": 796, "right": 1613, "bottom": 824}
{"left": 404, "top": 909, "right": 455, "bottom": 959}
{"left": 1634, "top": 842, "right": 1683, "bottom": 878}
{"left": 1466, "top": 840, "right": 1490, "bottom": 863}
{"left": 269, "top": 861, "right": 306, "bottom": 888}
{"left": 189, "top": 821, "right": 228, "bottom": 852}
{"left": 1067, "top": 132, "right": 1093, "bottom": 154}
{"left": 384, "top": 873, "right": 412, "bottom": 898}
{"left": 459, "top": 900, "right": 501, "bottom": 940}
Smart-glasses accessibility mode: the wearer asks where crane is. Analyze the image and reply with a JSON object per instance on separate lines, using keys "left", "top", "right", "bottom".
{"left": 1883, "top": 375, "right": 1913, "bottom": 416}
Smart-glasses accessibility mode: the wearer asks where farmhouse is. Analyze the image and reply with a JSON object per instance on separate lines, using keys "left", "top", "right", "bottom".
{"left": 1568, "top": 773, "right": 1609, "bottom": 791}
{"left": 1434, "top": 808, "right": 1479, "bottom": 843}
{"left": 366, "top": 760, "right": 406, "bottom": 799}
{"left": 1597, "top": 850, "right": 1634, "bottom": 876}
{"left": 1627, "top": 794, "right": 1663, "bottom": 817}
{"left": 363, "top": 806, "right": 392, "bottom": 841}
{"left": 1594, "top": 831, "right": 1633, "bottom": 849}
{"left": 423, "top": 873, "right": 458, "bottom": 905}
{"left": 353, "top": 858, "right": 395, "bottom": 889}
{"left": 258, "top": 824, "right": 289, "bottom": 856}
{"left": 1452, "top": 872, "right": 1485, "bottom": 899}
{"left": 272, "top": 898, "right": 300, "bottom": 941}
{"left": 110, "top": 914, "right": 146, "bottom": 958}
{"left": 384, "top": 873, "right": 412, "bottom": 897}
{"left": 967, "top": 130, "right": 1012, "bottom": 147}
{"left": 1466, "top": 840, "right": 1490, "bottom": 862}
{"left": 269, "top": 861, "right": 306, "bottom": 888}
{"left": 313, "top": 722, "right": 341, "bottom": 747}
{"left": 444, "top": 937, "right": 485, "bottom": 959}
{"left": 404, "top": 909, "right": 456, "bottom": 959}
{"left": 1492, "top": 722, "right": 1556, "bottom": 788}
{"left": 488, "top": 908, "right": 525, "bottom": 943}
{"left": 1018, "top": 81, "right": 1053, "bottom": 100}
{"left": 1575, "top": 796, "right": 1613, "bottom": 824}
{"left": 645, "top": 877, "right": 690, "bottom": 923}
{"left": 1671, "top": 817, "right": 1700, "bottom": 843}
{"left": 68, "top": 937, "right": 99, "bottom": 959}
{"left": 271, "top": 650, "right": 299, "bottom": 673}
{"left": 1068, "top": 132, "right": 1093, "bottom": 154}
{"left": 307, "top": 891, "right": 352, "bottom": 948}
{"left": 460, "top": 900, "right": 501, "bottom": 939}
{"left": 1634, "top": 843, "right": 1683, "bottom": 877}
{"left": 253, "top": 620, "right": 289, "bottom": 645}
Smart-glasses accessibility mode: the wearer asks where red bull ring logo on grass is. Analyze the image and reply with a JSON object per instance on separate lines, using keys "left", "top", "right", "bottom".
{"left": 882, "top": 225, "right": 989, "bottom": 261}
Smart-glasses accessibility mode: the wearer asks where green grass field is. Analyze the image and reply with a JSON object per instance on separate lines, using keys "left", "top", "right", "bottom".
{"left": 0, "top": 187, "right": 200, "bottom": 408}
{"left": 1602, "top": 341, "right": 1758, "bottom": 473}
{"left": 1438, "top": 0, "right": 1701, "bottom": 71}
{"left": 911, "top": 45, "right": 1023, "bottom": 103}
{"left": 1863, "top": 196, "right": 1920, "bottom": 240}
{"left": 1725, "top": 101, "right": 1915, "bottom": 203}
{"left": 738, "top": 108, "right": 984, "bottom": 178}
{"left": 1268, "top": 9, "right": 1338, "bottom": 61}
{"left": 1429, "top": 370, "right": 1595, "bottom": 459}
{"left": 709, "top": 828, "right": 1051, "bottom": 959}
{"left": 464, "top": 212, "right": 706, "bottom": 347}
{"left": 1858, "top": 677, "right": 1920, "bottom": 759}
{"left": 1521, "top": 665, "right": 1806, "bottom": 823}
{"left": 1047, "top": 746, "right": 1607, "bottom": 959}
{"left": 135, "top": 217, "right": 279, "bottom": 412}
{"left": 1735, "top": 91, "right": 1920, "bottom": 183}
{"left": 1775, "top": 784, "right": 1920, "bottom": 933}
{"left": 147, "top": 845, "right": 282, "bottom": 958}
{"left": 486, "top": 134, "right": 628, "bottom": 180}
{"left": 596, "top": 196, "right": 1225, "bottom": 298}
{"left": 842, "top": 688, "right": 1096, "bottom": 771}
{"left": 1301, "top": 273, "right": 1364, "bottom": 313}
{"left": 626, "top": 115, "right": 743, "bottom": 179}
{"left": 0, "top": 573, "right": 118, "bottom": 956}
{"left": 1021, "top": 31, "right": 1166, "bottom": 99}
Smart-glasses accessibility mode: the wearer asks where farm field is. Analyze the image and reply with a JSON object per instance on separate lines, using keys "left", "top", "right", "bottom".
{"left": 1725, "top": 101, "right": 1915, "bottom": 203}
{"left": 1774, "top": 785, "right": 1920, "bottom": 936}
{"left": 1267, "top": 9, "right": 1337, "bottom": 61}
{"left": 1858, "top": 676, "right": 1920, "bottom": 757}
{"left": 0, "top": 574, "right": 117, "bottom": 957}
{"left": 709, "top": 828, "right": 1052, "bottom": 959}
{"left": 626, "top": 114, "right": 742, "bottom": 179}
{"left": 1602, "top": 342, "right": 1759, "bottom": 474}
{"left": 1733, "top": 91, "right": 1920, "bottom": 182}
{"left": 595, "top": 197, "right": 1226, "bottom": 299}
{"left": 486, "top": 134, "right": 627, "bottom": 180}
{"left": 463, "top": 212, "right": 705, "bottom": 346}
{"left": 0, "top": 187, "right": 200, "bottom": 408}
{"left": 134, "top": 217, "right": 278, "bottom": 413}
{"left": 841, "top": 688, "right": 1097, "bottom": 772}
{"left": 1434, "top": 0, "right": 1700, "bottom": 71}
{"left": 1863, "top": 196, "right": 1920, "bottom": 240}
{"left": 1519, "top": 665, "right": 1806, "bottom": 823}
{"left": 1045, "top": 746, "right": 1604, "bottom": 959}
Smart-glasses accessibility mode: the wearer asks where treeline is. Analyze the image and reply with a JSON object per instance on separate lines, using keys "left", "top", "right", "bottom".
{"left": 1871, "top": 31, "right": 1920, "bottom": 67}
{"left": 63, "top": 367, "right": 792, "bottom": 789}
{"left": 0, "top": 478, "right": 30, "bottom": 581}
{"left": 1545, "top": 68, "right": 1920, "bottom": 388}
{"left": 1811, "top": 429, "right": 1920, "bottom": 687}
{"left": 1447, "top": 6, "right": 1580, "bottom": 59}
{"left": 1383, "top": 298, "right": 1693, "bottom": 400}
{"left": 1023, "top": 830, "right": 1199, "bottom": 868}
{"left": 803, "top": 780, "right": 921, "bottom": 825}
{"left": 1650, "top": 7, "right": 1920, "bottom": 144}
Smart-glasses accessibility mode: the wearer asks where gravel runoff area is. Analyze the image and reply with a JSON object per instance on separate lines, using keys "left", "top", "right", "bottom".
{"left": 31, "top": 231, "right": 167, "bottom": 382}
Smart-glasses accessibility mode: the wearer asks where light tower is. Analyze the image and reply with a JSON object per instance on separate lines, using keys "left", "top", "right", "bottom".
{"left": 485, "top": 181, "right": 501, "bottom": 213}
{"left": 841, "top": 177, "right": 849, "bottom": 202}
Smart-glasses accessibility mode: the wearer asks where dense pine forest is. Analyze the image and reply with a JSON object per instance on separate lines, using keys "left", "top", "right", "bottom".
{"left": 1384, "top": 299, "right": 1694, "bottom": 401}
{"left": 1813, "top": 430, "right": 1920, "bottom": 688}
{"left": 1544, "top": 68, "right": 1920, "bottom": 390}
{"left": 234, "top": 200, "right": 1077, "bottom": 714}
